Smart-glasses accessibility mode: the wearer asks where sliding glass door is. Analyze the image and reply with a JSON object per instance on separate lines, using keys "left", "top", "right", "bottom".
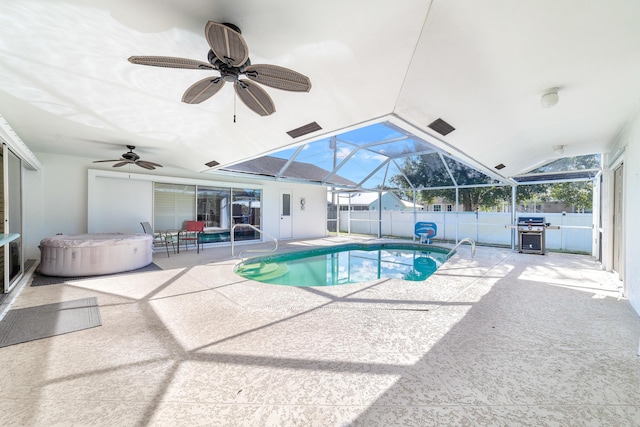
{"left": 197, "top": 187, "right": 231, "bottom": 229}
{"left": 232, "top": 188, "right": 261, "bottom": 241}
{"left": 193, "top": 186, "right": 231, "bottom": 243}
{"left": 152, "top": 182, "right": 262, "bottom": 245}
{"left": 153, "top": 183, "right": 196, "bottom": 232}
{"left": 1, "top": 146, "right": 22, "bottom": 293}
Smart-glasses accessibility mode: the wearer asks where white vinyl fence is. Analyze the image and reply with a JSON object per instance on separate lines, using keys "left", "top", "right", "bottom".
{"left": 337, "top": 211, "right": 593, "bottom": 253}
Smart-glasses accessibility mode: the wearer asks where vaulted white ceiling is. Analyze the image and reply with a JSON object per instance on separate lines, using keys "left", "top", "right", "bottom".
{"left": 1, "top": 0, "right": 639, "bottom": 179}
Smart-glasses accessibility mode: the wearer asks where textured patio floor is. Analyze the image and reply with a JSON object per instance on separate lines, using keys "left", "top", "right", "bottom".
{"left": 1, "top": 236, "right": 639, "bottom": 426}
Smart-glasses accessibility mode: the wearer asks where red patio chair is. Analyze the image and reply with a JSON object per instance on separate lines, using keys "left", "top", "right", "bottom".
{"left": 178, "top": 221, "right": 204, "bottom": 253}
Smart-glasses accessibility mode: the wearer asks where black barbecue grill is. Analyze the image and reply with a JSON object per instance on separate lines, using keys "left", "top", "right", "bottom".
{"left": 517, "top": 216, "right": 548, "bottom": 254}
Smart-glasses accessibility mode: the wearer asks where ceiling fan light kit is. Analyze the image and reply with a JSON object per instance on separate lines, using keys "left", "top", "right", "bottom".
{"left": 128, "top": 21, "right": 312, "bottom": 117}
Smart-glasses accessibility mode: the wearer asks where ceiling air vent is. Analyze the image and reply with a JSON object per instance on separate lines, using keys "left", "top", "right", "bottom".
{"left": 494, "top": 163, "right": 506, "bottom": 170}
{"left": 205, "top": 160, "right": 220, "bottom": 168}
{"left": 428, "top": 118, "right": 455, "bottom": 136}
{"left": 287, "top": 121, "right": 322, "bottom": 138}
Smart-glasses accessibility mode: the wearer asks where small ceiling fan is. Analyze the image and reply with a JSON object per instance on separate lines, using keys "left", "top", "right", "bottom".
{"left": 128, "top": 21, "right": 312, "bottom": 116}
{"left": 93, "top": 145, "right": 163, "bottom": 170}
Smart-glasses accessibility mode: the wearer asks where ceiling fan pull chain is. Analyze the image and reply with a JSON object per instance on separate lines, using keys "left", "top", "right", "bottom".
{"left": 234, "top": 90, "right": 237, "bottom": 123}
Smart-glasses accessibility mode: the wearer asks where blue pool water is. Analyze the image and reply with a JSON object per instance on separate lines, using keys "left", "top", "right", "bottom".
{"left": 234, "top": 242, "right": 450, "bottom": 286}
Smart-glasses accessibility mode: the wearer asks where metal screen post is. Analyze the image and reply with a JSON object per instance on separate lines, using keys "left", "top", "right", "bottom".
{"left": 475, "top": 208, "right": 479, "bottom": 243}
{"left": 335, "top": 191, "right": 340, "bottom": 236}
{"left": 348, "top": 196, "right": 351, "bottom": 235}
{"left": 377, "top": 191, "right": 382, "bottom": 238}
{"left": 455, "top": 188, "right": 459, "bottom": 243}
{"left": 511, "top": 185, "right": 517, "bottom": 250}
{"left": 413, "top": 191, "right": 417, "bottom": 242}
{"left": 335, "top": 191, "right": 338, "bottom": 236}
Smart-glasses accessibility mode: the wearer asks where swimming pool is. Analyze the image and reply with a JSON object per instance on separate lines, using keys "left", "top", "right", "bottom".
{"left": 234, "top": 242, "right": 451, "bottom": 286}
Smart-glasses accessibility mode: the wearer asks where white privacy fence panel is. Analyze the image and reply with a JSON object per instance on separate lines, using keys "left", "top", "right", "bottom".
{"left": 338, "top": 211, "right": 593, "bottom": 253}
{"left": 544, "top": 213, "right": 594, "bottom": 252}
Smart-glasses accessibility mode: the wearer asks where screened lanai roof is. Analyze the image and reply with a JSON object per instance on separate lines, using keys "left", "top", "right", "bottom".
{"left": 221, "top": 121, "right": 509, "bottom": 191}
{"left": 512, "top": 154, "right": 601, "bottom": 183}
{"left": 220, "top": 120, "right": 602, "bottom": 191}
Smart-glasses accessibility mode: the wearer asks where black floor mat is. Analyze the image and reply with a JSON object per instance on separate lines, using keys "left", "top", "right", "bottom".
{"left": 0, "top": 297, "right": 101, "bottom": 347}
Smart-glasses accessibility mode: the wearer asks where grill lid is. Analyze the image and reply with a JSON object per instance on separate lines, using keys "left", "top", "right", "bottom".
{"left": 517, "top": 216, "right": 545, "bottom": 224}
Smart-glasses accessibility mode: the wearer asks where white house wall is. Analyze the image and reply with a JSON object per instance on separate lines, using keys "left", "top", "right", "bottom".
{"left": 24, "top": 153, "right": 88, "bottom": 260}
{"left": 87, "top": 171, "right": 328, "bottom": 243}
{"left": 262, "top": 185, "right": 328, "bottom": 241}
{"left": 88, "top": 175, "right": 153, "bottom": 234}
{"left": 23, "top": 153, "right": 328, "bottom": 261}
{"left": 611, "top": 109, "right": 640, "bottom": 315}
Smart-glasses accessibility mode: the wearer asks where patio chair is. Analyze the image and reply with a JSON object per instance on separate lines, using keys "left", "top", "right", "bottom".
{"left": 178, "top": 221, "right": 205, "bottom": 253}
{"left": 415, "top": 221, "right": 437, "bottom": 244}
{"left": 164, "top": 229, "right": 180, "bottom": 252}
{"left": 140, "top": 221, "right": 174, "bottom": 257}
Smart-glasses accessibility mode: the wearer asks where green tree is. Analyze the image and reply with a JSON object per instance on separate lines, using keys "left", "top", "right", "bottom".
{"left": 530, "top": 154, "right": 600, "bottom": 173}
{"left": 549, "top": 181, "right": 592, "bottom": 212}
{"left": 392, "top": 154, "right": 547, "bottom": 211}
{"left": 523, "top": 154, "right": 598, "bottom": 211}
{"left": 392, "top": 153, "right": 598, "bottom": 212}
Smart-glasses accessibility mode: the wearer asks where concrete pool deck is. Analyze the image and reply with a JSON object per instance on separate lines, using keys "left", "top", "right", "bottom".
{"left": 2, "top": 236, "right": 640, "bottom": 426}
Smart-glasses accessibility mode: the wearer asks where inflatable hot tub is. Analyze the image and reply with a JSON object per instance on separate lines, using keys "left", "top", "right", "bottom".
{"left": 39, "top": 233, "right": 153, "bottom": 277}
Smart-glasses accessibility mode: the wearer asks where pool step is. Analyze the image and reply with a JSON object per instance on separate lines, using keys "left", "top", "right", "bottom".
{"left": 236, "top": 262, "right": 288, "bottom": 280}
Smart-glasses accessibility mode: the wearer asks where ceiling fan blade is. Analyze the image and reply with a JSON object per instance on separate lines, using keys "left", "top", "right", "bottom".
{"left": 112, "top": 161, "right": 131, "bottom": 168}
{"left": 93, "top": 159, "right": 122, "bottom": 163}
{"left": 135, "top": 162, "right": 156, "bottom": 170}
{"left": 205, "top": 22, "right": 249, "bottom": 67}
{"left": 182, "top": 77, "right": 225, "bottom": 104}
{"left": 244, "top": 64, "right": 312, "bottom": 92}
{"left": 143, "top": 161, "right": 163, "bottom": 168}
{"left": 234, "top": 79, "right": 275, "bottom": 116}
{"left": 137, "top": 160, "right": 163, "bottom": 169}
{"left": 128, "top": 56, "right": 215, "bottom": 70}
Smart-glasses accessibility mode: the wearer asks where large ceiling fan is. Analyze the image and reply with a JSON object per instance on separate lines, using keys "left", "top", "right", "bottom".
{"left": 128, "top": 21, "right": 312, "bottom": 116}
{"left": 93, "top": 145, "right": 163, "bottom": 170}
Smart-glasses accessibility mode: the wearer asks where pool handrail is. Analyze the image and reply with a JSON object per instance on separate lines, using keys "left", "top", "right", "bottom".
{"left": 231, "top": 223, "right": 278, "bottom": 258}
{"left": 447, "top": 237, "right": 476, "bottom": 259}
